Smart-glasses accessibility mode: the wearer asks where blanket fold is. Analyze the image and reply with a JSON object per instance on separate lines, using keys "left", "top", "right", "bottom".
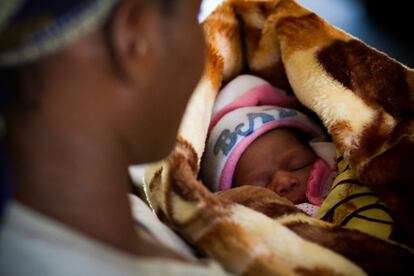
{"left": 144, "top": 0, "right": 414, "bottom": 274}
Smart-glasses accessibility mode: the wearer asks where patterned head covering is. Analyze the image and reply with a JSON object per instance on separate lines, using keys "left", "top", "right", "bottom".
{"left": 201, "top": 75, "right": 327, "bottom": 192}
{"left": 0, "top": 0, "right": 119, "bottom": 67}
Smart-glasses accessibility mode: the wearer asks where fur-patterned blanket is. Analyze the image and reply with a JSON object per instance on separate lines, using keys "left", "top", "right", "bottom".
{"left": 144, "top": 0, "right": 414, "bottom": 274}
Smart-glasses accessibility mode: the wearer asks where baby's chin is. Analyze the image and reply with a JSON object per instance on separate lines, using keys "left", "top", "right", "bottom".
{"left": 287, "top": 193, "right": 308, "bottom": 204}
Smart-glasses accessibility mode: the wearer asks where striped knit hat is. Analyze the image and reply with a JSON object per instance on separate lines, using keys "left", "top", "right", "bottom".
{"left": 0, "top": 0, "right": 119, "bottom": 67}
{"left": 201, "top": 75, "right": 329, "bottom": 195}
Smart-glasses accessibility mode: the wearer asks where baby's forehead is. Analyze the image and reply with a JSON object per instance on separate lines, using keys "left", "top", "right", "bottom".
{"left": 253, "top": 128, "right": 311, "bottom": 148}
{"left": 237, "top": 128, "right": 315, "bottom": 169}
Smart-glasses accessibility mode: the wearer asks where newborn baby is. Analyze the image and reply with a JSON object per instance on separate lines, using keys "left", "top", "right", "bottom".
{"left": 201, "top": 75, "right": 337, "bottom": 216}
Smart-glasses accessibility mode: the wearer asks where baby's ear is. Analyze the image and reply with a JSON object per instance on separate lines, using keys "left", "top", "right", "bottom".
{"left": 215, "top": 186, "right": 305, "bottom": 219}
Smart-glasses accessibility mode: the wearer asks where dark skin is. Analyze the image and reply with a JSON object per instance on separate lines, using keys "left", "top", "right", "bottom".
{"left": 233, "top": 128, "right": 317, "bottom": 204}
{"left": 4, "top": 0, "right": 204, "bottom": 258}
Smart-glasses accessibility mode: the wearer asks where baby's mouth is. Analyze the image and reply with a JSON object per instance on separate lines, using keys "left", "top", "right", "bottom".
{"left": 305, "top": 159, "right": 333, "bottom": 205}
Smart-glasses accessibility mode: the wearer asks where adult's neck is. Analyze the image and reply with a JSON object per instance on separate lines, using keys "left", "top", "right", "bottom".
{"left": 5, "top": 92, "right": 182, "bottom": 260}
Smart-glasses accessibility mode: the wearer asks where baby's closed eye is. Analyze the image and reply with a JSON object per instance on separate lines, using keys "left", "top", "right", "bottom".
{"left": 288, "top": 148, "right": 317, "bottom": 170}
{"left": 290, "top": 160, "right": 313, "bottom": 171}
{"left": 289, "top": 158, "right": 314, "bottom": 171}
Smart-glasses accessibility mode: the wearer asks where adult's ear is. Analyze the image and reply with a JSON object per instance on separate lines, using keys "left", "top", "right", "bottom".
{"left": 109, "top": 0, "right": 161, "bottom": 83}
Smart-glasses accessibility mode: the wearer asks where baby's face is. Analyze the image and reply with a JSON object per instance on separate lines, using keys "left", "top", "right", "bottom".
{"left": 233, "top": 128, "right": 317, "bottom": 204}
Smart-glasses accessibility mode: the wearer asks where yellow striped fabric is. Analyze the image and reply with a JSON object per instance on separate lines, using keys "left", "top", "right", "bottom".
{"left": 317, "top": 150, "right": 394, "bottom": 240}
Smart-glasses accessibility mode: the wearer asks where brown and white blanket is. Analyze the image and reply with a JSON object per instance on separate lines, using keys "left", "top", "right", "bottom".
{"left": 143, "top": 0, "right": 414, "bottom": 274}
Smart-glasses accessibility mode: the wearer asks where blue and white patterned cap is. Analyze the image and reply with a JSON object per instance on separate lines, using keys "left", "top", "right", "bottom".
{"left": 201, "top": 75, "right": 326, "bottom": 192}
{"left": 0, "top": 0, "right": 119, "bottom": 67}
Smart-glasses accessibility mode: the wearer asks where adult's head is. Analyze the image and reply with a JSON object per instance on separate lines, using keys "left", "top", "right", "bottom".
{"left": 0, "top": 0, "right": 204, "bottom": 164}
{"left": 0, "top": 0, "right": 205, "bottom": 257}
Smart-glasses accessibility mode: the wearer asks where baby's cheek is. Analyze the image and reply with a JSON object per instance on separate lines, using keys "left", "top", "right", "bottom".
{"left": 239, "top": 180, "right": 267, "bottom": 188}
{"left": 302, "top": 165, "right": 314, "bottom": 184}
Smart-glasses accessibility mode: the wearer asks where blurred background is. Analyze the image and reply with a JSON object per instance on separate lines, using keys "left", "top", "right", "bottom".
{"left": 299, "top": 0, "right": 413, "bottom": 67}
{"left": 199, "top": 0, "right": 414, "bottom": 67}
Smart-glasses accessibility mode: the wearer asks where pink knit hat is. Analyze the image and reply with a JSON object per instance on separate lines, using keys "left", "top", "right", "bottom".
{"left": 201, "top": 75, "right": 331, "bottom": 202}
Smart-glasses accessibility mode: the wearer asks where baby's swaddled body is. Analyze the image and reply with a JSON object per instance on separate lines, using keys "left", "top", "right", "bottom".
{"left": 201, "top": 75, "right": 337, "bottom": 216}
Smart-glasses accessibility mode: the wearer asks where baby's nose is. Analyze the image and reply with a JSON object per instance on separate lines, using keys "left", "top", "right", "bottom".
{"left": 270, "top": 171, "right": 298, "bottom": 196}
